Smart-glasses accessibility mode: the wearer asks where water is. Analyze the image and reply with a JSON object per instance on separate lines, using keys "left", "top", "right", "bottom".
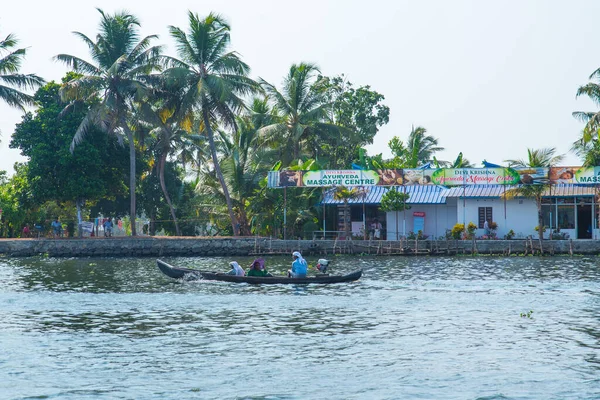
{"left": 0, "top": 255, "right": 599, "bottom": 400}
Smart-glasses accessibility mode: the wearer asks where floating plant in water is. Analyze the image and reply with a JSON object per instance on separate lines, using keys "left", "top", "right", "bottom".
{"left": 520, "top": 310, "right": 534, "bottom": 318}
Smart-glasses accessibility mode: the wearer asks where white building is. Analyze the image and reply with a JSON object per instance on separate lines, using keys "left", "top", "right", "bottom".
{"left": 322, "top": 184, "right": 598, "bottom": 240}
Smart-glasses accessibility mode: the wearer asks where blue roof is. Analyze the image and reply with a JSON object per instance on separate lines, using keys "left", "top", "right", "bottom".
{"left": 443, "top": 184, "right": 595, "bottom": 198}
{"left": 321, "top": 185, "right": 448, "bottom": 205}
{"left": 321, "top": 184, "right": 595, "bottom": 205}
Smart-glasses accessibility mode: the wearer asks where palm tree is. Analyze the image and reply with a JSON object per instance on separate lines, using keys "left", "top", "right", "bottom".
{"left": 387, "top": 126, "right": 444, "bottom": 168}
{"left": 55, "top": 9, "right": 161, "bottom": 235}
{"left": 505, "top": 148, "right": 564, "bottom": 253}
{"left": 163, "top": 12, "right": 260, "bottom": 236}
{"left": 137, "top": 99, "right": 188, "bottom": 236}
{"left": 405, "top": 126, "right": 444, "bottom": 167}
{"left": 0, "top": 32, "right": 44, "bottom": 111}
{"left": 259, "top": 63, "right": 334, "bottom": 166}
{"left": 573, "top": 67, "right": 600, "bottom": 146}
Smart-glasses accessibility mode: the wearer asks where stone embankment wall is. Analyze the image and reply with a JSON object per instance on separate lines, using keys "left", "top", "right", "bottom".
{"left": 0, "top": 237, "right": 308, "bottom": 257}
{"left": 0, "top": 237, "right": 599, "bottom": 257}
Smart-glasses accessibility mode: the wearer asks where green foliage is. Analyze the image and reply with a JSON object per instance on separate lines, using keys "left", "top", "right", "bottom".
{"left": 387, "top": 126, "right": 445, "bottom": 168}
{"left": 312, "top": 74, "right": 389, "bottom": 168}
{"left": 407, "top": 230, "right": 427, "bottom": 240}
{"left": 451, "top": 223, "right": 465, "bottom": 240}
{"left": 466, "top": 222, "right": 477, "bottom": 238}
{"left": 166, "top": 11, "right": 260, "bottom": 236}
{"left": 520, "top": 310, "right": 534, "bottom": 319}
{"left": 504, "top": 229, "right": 515, "bottom": 240}
{"left": 379, "top": 189, "right": 410, "bottom": 212}
{"left": 56, "top": 8, "right": 162, "bottom": 235}
{"left": 10, "top": 79, "right": 129, "bottom": 207}
{"left": 0, "top": 31, "right": 45, "bottom": 111}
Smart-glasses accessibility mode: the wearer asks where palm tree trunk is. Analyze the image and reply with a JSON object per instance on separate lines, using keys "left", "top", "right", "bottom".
{"left": 125, "top": 127, "right": 137, "bottom": 236}
{"left": 203, "top": 108, "right": 240, "bottom": 236}
{"left": 159, "top": 152, "right": 181, "bottom": 236}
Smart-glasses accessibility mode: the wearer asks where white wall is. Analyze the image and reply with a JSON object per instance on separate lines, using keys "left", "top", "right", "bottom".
{"left": 382, "top": 197, "right": 554, "bottom": 240}
{"left": 385, "top": 200, "right": 458, "bottom": 239}
{"left": 457, "top": 198, "right": 538, "bottom": 239}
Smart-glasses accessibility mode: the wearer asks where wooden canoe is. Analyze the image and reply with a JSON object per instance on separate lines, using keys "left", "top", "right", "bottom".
{"left": 157, "top": 259, "right": 362, "bottom": 284}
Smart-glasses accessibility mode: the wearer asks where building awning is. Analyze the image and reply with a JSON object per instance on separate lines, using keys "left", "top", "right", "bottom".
{"left": 443, "top": 184, "right": 596, "bottom": 198}
{"left": 321, "top": 185, "right": 448, "bottom": 205}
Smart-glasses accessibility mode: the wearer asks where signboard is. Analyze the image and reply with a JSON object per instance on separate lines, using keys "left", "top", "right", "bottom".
{"left": 413, "top": 212, "right": 426, "bottom": 217}
{"left": 269, "top": 166, "right": 600, "bottom": 188}
{"left": 549, "top": 167, "right": 600, "bottom": 184}
{"left": 279, "top": 169, "right": 403, "bottom": 187}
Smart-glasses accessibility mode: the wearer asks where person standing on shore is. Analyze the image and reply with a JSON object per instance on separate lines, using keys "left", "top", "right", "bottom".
{"left": 103, "top": 218, "right": 113, "bottom": 237}
{"left": 484, "top": 219, "right": 490, "bottom": 236}
{"left": 51, "top": 218, "right": 62, "bottom": 238}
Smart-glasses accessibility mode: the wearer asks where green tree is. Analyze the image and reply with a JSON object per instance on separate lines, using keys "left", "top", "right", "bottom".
{"left": 164, "top": 11, "right": 260, "bottom": 236}
{"left": 55, "top": 9, "right": 162, "bottom": 235}
{"left": 379, "top": 188, "right": 410, "bottom": 240}
{"left": 137, "top": 158, "right": 187, "bottom": 235}
{"left": 136, "top": 77, "right": 200, "bottom": 236}
{"left": 10, "top": 77, "right": 129, "bottom": 224}
{"left": 0, "top": 32, "right": 44, "bottom": 111}
{"left": 505, "top": 148, "right": 564, "bottom": 253}
{"left": 573, "top": 67, "right": 600, "bottom": 154}
{"left": 388, "top": 126, "right": 444, "bottom": 168}
{"left": 312, "top": 75, "right": 389, "bottom": 168}
{"left": 259, "top": 63, "right": 333, "bottom": 166}
{"left": 572, "top": 130, "right": 600, "bottom": 166}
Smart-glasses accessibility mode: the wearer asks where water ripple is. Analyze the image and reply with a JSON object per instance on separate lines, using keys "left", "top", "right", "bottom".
{"left": 0, "top": 255, "right": 599, "bottom": 399}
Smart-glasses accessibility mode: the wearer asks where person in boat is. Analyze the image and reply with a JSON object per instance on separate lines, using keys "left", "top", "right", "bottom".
{"left": 316, "top": 259, "right": 330, "bottom": 273}
{"left": 288, "top": 251, "right": 308, "bottom": 278}
{"left": 247, "top": 258, "right": 272, "bottom": 277}
{"left": 227, "top": 261, "right": 245, "bottom": 276}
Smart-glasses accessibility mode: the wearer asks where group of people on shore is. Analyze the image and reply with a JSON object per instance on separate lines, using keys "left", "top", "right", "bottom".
{"left": 228, "top": 251, "right": 326, "bottom": 278}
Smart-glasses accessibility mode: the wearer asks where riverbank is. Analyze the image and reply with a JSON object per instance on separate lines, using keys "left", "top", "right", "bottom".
{"left": 0, "top": 237, "right": 599, "bottom": 257}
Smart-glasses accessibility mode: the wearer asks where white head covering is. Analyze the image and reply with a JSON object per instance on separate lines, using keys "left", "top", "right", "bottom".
{"left": 229, "top": 261, "right": 245, "bottom": 276}
{"left": 292, "top": 251, "right": 307, "bottom": 266}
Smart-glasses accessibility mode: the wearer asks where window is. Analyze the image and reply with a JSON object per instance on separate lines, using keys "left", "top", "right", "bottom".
{"left": 558, "top": 205, "right": 575, "bottom": 229}
{"left": 478, "top": 207, "right": 493, "bottom": 228}
{"left": 541, "top": 204, "right": 555, "bottom": 229}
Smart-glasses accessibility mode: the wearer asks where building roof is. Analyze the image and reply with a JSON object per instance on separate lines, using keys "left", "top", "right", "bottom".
{"left": 321, "top": 184, "right": 596, "bottom": 205}
{"left": 321, "top": 185, "right": 448, "bottom": 205}
{"left": 443, "top": 184, "right": 596, "bottom": 198}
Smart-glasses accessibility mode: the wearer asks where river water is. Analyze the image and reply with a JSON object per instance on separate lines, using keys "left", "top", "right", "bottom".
{"left": 0, "top": 255, "right": 598, "bottom": 399}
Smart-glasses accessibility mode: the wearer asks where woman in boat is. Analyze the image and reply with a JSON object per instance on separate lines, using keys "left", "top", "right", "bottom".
{"left": 227, "top": 261, "right": 245, "bottom": 276}
{"left": 288, "top": 251, "right": 308, "bottom": 278}
{"left": 247, "top": 258, "right": 271, "bottom": 277}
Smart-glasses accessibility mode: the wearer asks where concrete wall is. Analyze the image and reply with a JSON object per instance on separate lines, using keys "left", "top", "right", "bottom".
{"left": 0, "top": 237, "right": 599, "bottom": 256}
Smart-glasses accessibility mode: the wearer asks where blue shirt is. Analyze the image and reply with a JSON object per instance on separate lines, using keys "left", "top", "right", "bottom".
{"left": 292, "top": 259, "right": 307, "bottom": 276}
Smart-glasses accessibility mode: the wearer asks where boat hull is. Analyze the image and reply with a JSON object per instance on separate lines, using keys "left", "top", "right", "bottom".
{"left": 157, "top": 259, "right": 362, "bottom": 284}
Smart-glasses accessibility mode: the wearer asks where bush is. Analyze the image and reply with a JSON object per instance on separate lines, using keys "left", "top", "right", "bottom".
{"left": 504, "top": 229, "right": 515, "bottom": 240}
{"left": 489, "top": 221, "right": 498, "bottom": 231}
{"left": 466, "top": 222, "right": 477, "bottom": 239}
{"left": 451, "top": 223, "right": 465, "bottom": 240}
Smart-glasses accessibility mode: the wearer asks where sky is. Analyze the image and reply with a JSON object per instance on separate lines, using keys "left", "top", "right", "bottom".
{"left": 1, "top": 0, "right": 599, "bottom": 175}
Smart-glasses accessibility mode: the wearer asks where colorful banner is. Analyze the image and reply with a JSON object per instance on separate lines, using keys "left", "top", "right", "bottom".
{"left": 271, "top": 167, "right": 600, "bottom": 188}
{"left": 403, "top": 168, "right": 524, "bottom": 186}
{"left": 279, "top": 169, "right": 403, "bottom": 187}
{"left": 549, "top": 167, "right": 600, "bottom": 184}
